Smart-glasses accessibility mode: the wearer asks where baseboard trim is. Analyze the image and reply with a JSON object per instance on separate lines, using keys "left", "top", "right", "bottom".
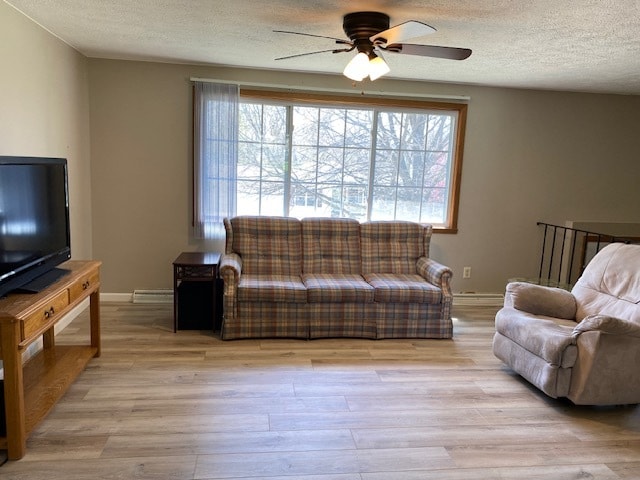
{"left": 101, "top": 291, "right": 503, "bottom": 307}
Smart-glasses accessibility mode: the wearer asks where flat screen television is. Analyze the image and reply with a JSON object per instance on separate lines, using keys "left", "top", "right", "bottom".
{"left": 0, "top": 156, "right": 71, "bottom": 298}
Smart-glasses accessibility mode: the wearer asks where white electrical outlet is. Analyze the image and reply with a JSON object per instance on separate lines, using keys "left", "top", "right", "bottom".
{"left": 463, "top": 266, "right": 471, "bottom": 278}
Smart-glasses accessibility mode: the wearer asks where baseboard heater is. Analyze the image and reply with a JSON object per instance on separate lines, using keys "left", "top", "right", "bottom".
{"left": 132, "top": 289, "right": 174, "bottom": 304}
{"left": 453, "top": 293, "right": 504, "bottom": 306}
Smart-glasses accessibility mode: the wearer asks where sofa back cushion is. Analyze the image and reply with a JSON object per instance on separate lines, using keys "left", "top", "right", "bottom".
{"left": 229, "top": 216, "right": 302, "bottom": 275}
{"left": 361, "top": 221, "right": 432, "bottom": 274}
{"left": 302, "top": 217, "right": 362, "bottom": 274}
{"left": 572, "top": 243, "right": 640, "bottom": 323}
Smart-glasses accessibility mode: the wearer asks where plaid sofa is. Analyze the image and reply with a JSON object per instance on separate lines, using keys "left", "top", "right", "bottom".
{"left": 219, "top": 216, "right": 453, "bottom": 340}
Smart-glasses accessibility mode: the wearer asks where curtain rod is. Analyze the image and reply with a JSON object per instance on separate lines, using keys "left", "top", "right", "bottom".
{"left": 189, "top": 77, "right": 471, "bottom": 102}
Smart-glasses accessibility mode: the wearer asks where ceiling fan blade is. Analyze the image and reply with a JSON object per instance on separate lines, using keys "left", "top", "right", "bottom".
{"left": 275, "top": 47, "right": 353, "bottom": 61}
{"left": 370, "top": 21, "right": 436, "bottom": 46}
{"left": 384, "top": 43, "right": 472, "bottom": 60}
{"left": 274, "top": 30, "right": 351, "bottom": 45}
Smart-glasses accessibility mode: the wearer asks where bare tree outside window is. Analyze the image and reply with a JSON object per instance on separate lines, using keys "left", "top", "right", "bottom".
{"left": 234, "top": 92, "right": 466, "bottom": 231}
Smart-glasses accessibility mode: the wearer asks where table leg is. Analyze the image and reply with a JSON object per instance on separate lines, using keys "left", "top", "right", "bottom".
{"left": 90, "top": 289, "right": 101, "bottom": 358}
{"left": 0, "top": 320, "right": 27, "bottom": 460}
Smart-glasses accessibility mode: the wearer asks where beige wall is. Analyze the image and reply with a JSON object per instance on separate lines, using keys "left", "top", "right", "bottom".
{"left": 0, "top": 1, "right": 93, "bottom": 260}
{"left": 3, "top": 1, "right": 639, "bottom": 295}
{"left": 88, "top": 59, "right": 640, "bottom": 294}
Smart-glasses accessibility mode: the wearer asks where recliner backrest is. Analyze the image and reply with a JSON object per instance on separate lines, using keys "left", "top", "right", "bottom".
{"left": 572, "top": 243, "right": 640, "bottom": 323}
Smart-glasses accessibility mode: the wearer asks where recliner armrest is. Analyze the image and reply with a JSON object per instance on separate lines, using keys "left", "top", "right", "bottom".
{"left": 504, "top": 282, "right": 577, "bottom": 319}
{"left": 573, "top": 314, "right": 640, "bottom": 338}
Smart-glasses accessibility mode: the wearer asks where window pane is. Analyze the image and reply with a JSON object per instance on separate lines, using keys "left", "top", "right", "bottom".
{"left": 261, "top": 144, "right": 287, "bottom": 182}
{"left": 238, "top": 104, "right": 263, "bottom": 142}
{"left": 372, "top": 150, "right": 398, "bottom": 186}
{"left": 237, "top": 102, "right": 287, "bottom": 216}
{"left": 260, "top": 181, "right": 285, "bottom": 216}
{"left": 291, "top": 146, "right": 317, "bottom": 183}
{"left": 342, "top": 185, "right": 368, "bottom": 220}
{"left": 370, "top": 186, "right": 397, "bottom": 220}
{"left": 292, "top": 106, "right": 319, "bottom": 146}
{"left": 317, "top": 184, "right": 337, "bottom": 216}
{"left": 421, "top": 187, "right": 446, "bottom": 224}
{"left": 317, "top": 147, "right": 344, "bottom": 183}
{"left": 397, "top": 151, "right": 424, "bottom": 187}
{"left": 289, "top": 182, "right": 318, "bottom": 218}
{"left": 343, "top": 148, "right": 370, "bottom": 185}
{"left": 318, "top": 109, "right": 346, "bottom": 147}
{"left": 263, "top": 105, "right": 287, "bottom": 143}
{"left": 427, "top": 114, "right": 452, "bottom": 151}
{"left": 424, "top": 152, "right": 449, "bottom": 188}
{"left": 396, "top": 187, "right": 422, "bottom": 222}
{"left": 402, "top": 113, "right": 427, "bottom": 151}
{"left": 238, "top": 142, "right": 261, "bottom": 179}
{"left": 345, "top": 109, "right": 373, "bottom": 147}
{"left": 376, "top": 112, "right": 402, "bottom": 149}
{"left": 317, "top": 184, "right": 344, "bottom": 218}
{"left": 236, "top": 180, "right": 261, "bottom": 215}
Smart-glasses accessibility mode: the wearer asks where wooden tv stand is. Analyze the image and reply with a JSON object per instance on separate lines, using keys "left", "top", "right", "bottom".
{"left": 0, "top": 260, "right": 101, "bottom": 460}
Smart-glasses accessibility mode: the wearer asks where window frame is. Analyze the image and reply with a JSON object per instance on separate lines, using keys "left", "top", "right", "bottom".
{"left": 237, "top": 89, "right": 467, "bottom": 233}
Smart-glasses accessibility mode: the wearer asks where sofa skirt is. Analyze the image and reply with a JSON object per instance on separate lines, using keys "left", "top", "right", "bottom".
{"left": 375, "top": 303, "right": 453, "bottom": 339}
{"left": 221, "top": 302, "right": 309, "bottom": 340}
{"left": 221, "top": 300, "right": 453, "bottom": 340}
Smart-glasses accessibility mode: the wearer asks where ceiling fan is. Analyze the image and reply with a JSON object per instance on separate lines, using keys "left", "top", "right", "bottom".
{"left": 274, "top": 11, "right": 472, "bottom": 82}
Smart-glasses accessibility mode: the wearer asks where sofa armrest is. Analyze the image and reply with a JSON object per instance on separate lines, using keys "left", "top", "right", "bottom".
{"left": 504, "top": 282, "right": 577, "bottom": 320}
{"left": 573, "top": 314, "right": 640, "bottom": 338}
{"left": 220, "top": 253, "right": 242, "bottom": 286}
{"left": 416, "top": 257, "right": 453, "bottom": 294}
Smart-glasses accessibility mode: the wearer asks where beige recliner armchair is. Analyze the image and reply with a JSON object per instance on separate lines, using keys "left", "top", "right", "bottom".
{"left": 493, "top": 242, "right": 640, "bottom": 405}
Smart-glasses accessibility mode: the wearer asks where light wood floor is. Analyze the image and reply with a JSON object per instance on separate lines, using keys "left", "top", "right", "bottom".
{"left": 1, "top": 303, "right": 640, "bottom": 479}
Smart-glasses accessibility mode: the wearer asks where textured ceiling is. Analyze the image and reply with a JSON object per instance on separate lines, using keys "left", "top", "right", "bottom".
{"left": 6, "top": 0, "right": 640, "bottom": 95}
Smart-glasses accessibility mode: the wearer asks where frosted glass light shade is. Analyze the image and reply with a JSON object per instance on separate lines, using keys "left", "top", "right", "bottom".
{"left": 343, "top": 52, "right": 369, "bottom": 81}
{"left": 368, "top": 55, "right": 390, "bottom": 81}
{"left": 343, "top": 51, "right": 391, "bottom": 82}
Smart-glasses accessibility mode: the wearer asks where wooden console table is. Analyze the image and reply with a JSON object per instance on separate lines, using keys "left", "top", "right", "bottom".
{"left": 0, "top": 260, "right": 101, "bottom": 460}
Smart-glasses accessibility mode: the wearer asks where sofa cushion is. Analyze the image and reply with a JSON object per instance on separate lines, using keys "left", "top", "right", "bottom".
{"left": 301, "top": 217, "right": 362, "bottom": 274}
{"left": 230, "top": 216, "right": 302, "bottom": 276}
{"left": 238, "top": 274, "right": 307, "bottom": 303}
{"left": 303, "top": 274, "right": 374, "bottom": 303}
{"left": 361, "top": 221, "right": 430, "bottom": 274}
{"left": 364, "top": 273, "right": 442, "bottom": 304}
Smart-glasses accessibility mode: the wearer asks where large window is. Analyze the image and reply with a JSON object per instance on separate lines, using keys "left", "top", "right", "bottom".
{"left": 235, "top": 91, "right": 466, "bottom": 232}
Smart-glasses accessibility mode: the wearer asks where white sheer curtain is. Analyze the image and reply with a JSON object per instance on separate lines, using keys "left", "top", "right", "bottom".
{"left": 193, "top": 81, "right": 239, "bottom": 240}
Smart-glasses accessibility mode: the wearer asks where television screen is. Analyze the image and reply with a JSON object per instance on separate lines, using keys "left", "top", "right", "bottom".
{"left": 0, "top": 156, "right": 71, "bottom": 297}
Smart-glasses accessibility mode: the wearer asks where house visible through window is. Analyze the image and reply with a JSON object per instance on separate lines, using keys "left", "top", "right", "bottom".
{"left": 199, "top": 89, "right": 467, "bottom": 233}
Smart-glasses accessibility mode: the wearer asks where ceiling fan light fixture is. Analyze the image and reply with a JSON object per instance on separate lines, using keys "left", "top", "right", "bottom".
{"left": 277, "top": 11, "right": 472, "bottom": 81}
{"left": 343, "top": 51, "right": 370, "bottom": 81}
{"left": 368, "top": 52, "right": 390, "bottom": 81}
